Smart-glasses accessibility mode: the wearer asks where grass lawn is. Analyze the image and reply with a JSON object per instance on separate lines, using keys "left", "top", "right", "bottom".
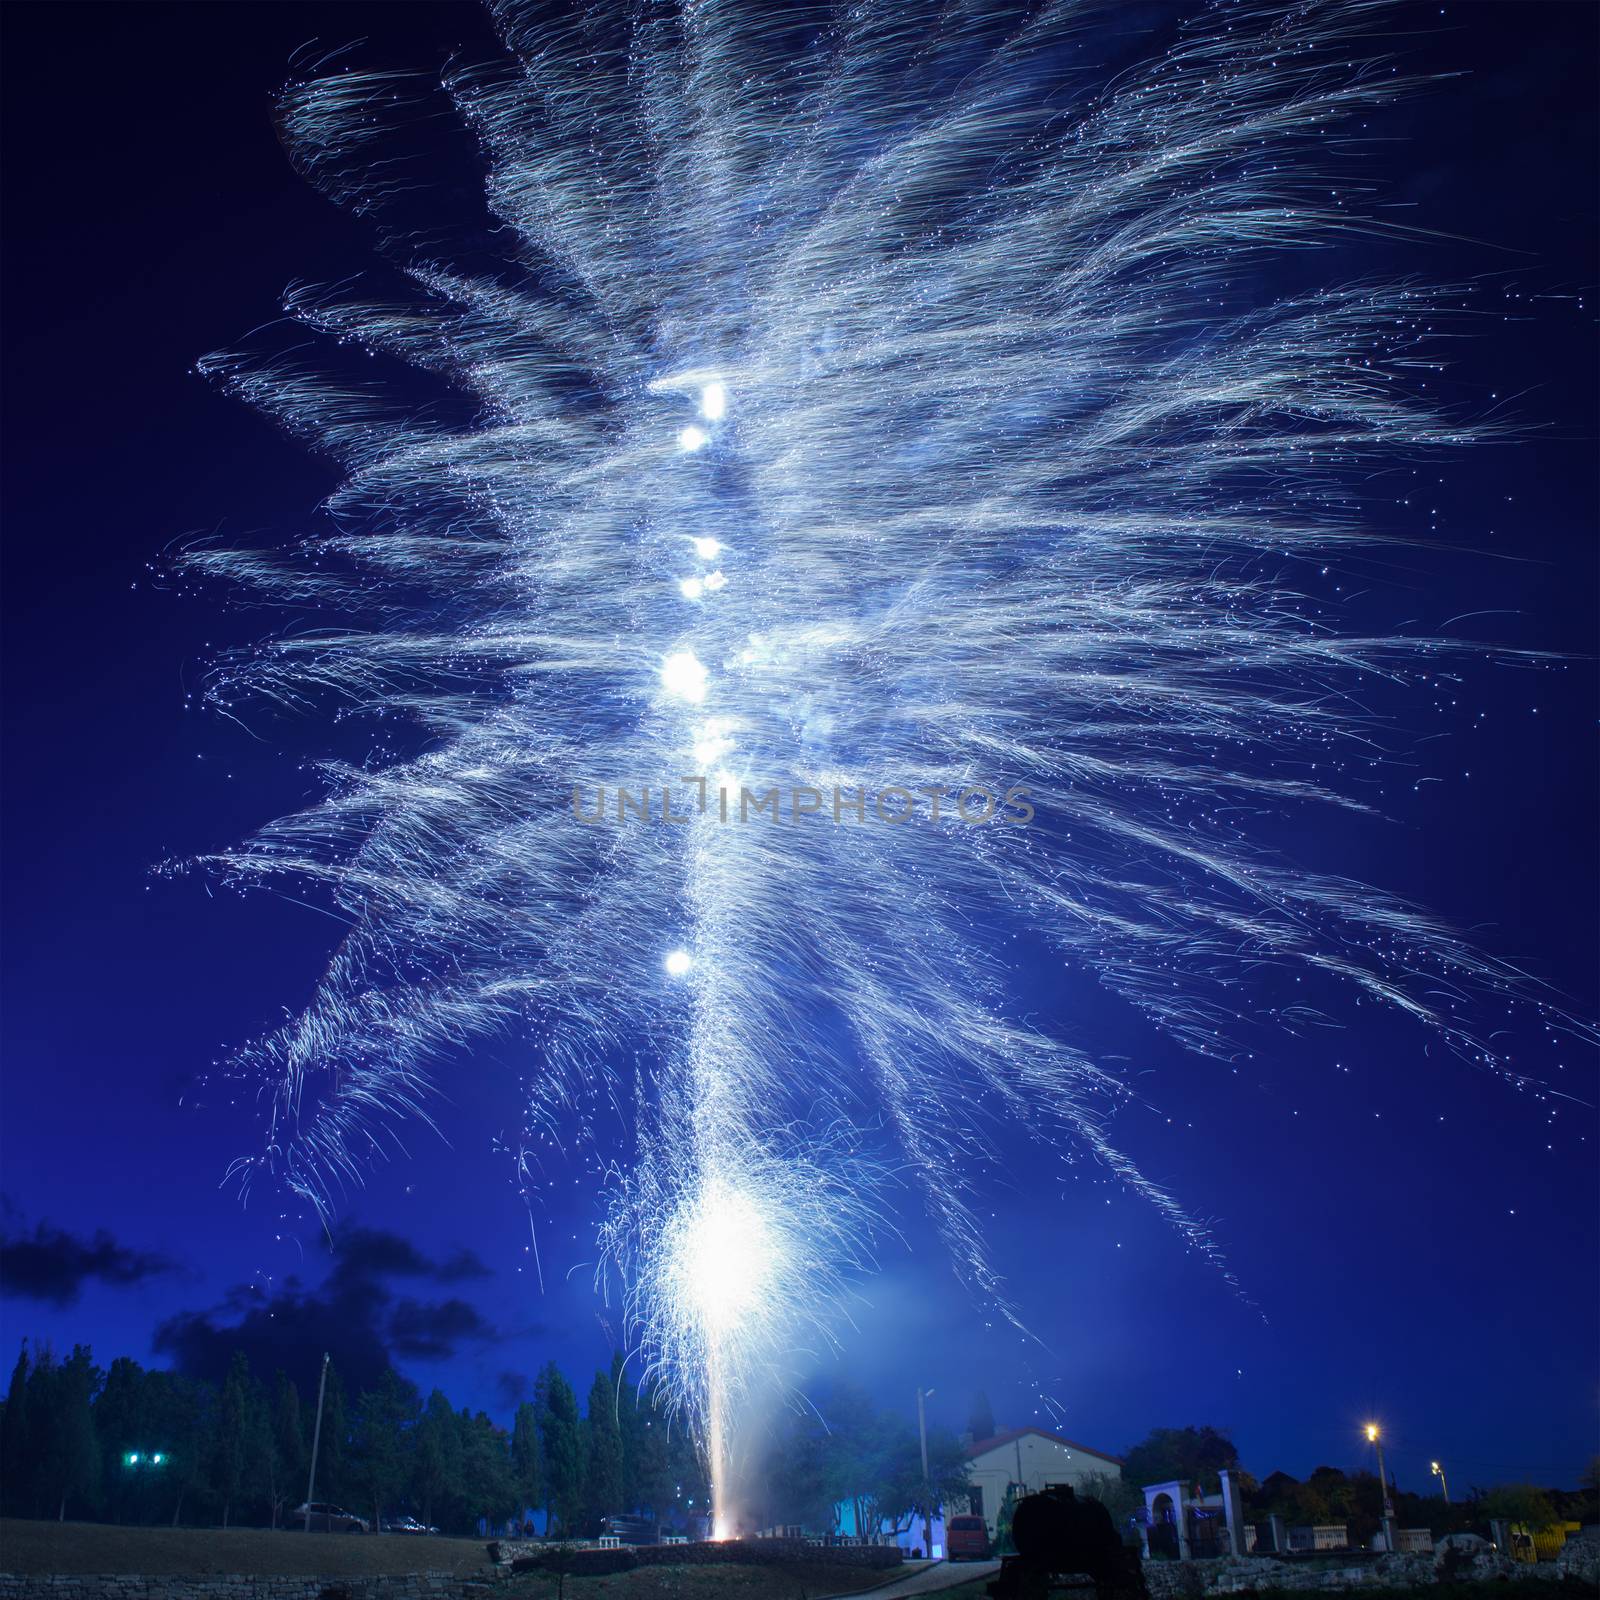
{"left": 0, "top": 1518, "right": 495, "bottom": 1576}
{"left": 0, "top": 1523, "right": 916, "bottom": 1598}
{"left": 501, "top": 1563, "right": 910, "bottom": 1598}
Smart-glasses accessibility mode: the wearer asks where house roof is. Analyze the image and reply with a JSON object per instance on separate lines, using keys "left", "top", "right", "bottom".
{"left": 966, "top": 1427, "right": 1125, "bottom": 1467}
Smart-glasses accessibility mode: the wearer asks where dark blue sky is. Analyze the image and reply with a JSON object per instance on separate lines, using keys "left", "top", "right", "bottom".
{"left": 2, "top": 1, "right": 1594, "bottom": 1493}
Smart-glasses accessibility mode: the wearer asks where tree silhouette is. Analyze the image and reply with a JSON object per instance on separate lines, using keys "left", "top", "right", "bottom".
{"left": 35, "top": 1346, "right": 101, "bottom": 1522}
{"left": 412, "top": 1388, "right": 461, "bottom": 1530}
{"left": 3, "top": 1344, "right": 34, "bottom": 1518}
{"left": 511, "top": 1400, "right": 541, "bottom": 1530}
{"left": 583, "top": 1369, "right": 624, "bottom": 1529}
{"left": 350, "top": 1369, "right": 420, "bottom": 1530}
{"left": 1121, "top": 1426, "right": 1239, "bottom": 1494}
{"left": 535, "top": 1362, "right": 582, "bottom": 1536}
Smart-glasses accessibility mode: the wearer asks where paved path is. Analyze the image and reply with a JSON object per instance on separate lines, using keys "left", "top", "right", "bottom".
{"left": 833, "top": 1558, "right": 1000, "bottom": 1599}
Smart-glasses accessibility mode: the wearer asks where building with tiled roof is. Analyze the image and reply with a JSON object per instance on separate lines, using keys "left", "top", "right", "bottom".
{"left": 964, "top": 1427, "right": 1124, "bottom": 1537}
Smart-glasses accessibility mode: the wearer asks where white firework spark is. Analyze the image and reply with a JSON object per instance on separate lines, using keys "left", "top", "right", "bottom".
{"left": 179, "top": 0, "right": 1545, "bottom": 1525}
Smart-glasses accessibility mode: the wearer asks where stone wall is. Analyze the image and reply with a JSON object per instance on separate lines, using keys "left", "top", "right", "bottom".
{"left": 1141, "top": 1538, "right": 1600, "bottom": 1598}
{"left": 490, "top": 1535, "right": 903, "bottom": 1578}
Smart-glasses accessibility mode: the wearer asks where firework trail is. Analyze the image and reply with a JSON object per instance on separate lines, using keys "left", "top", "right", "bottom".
{"left": 182, "top": 0, "right": 1542, "bottom": 1524}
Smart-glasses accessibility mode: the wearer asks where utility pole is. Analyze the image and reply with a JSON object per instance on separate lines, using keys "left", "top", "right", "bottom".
{"left": 917, "top": 1387, "right": 936, "bottom": 1562}
{"left": 304, "top": 1353, "right": 331, "bottom": 1532}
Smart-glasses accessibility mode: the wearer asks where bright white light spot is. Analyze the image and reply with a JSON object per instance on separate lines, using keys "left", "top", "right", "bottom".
{"left": 694, "top": 728, "right": 731, "bottom": 766}
{"left": 676, "top": 1176, "right": 775, "bottom": 1336}
{"left": 662, "top": 651, "right": 708, "bottom": 703}
{"left": 704, "top": 570, "right": 727, "bottom": 592}
{"left": 664, "top": 948, "right": 693, "bottom": 976}
{"left": 679, "top": 577, "right": 705, "bottom": 601}
{"left": 692, "top": 536, "right": 722, "bottom": 560}
{"left": 700, "top": 381, "right": 727, "bottom": 421}
{"left": 693, "top": 719, "right": 732, "bottom": 767}
{"left": 678, "top": 425, "right": 709, "bottom": 453}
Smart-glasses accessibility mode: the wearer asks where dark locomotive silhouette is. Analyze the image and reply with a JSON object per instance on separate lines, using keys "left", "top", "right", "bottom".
{"left": 987, "top": 1484, "right": 1148, "bottom": 1600}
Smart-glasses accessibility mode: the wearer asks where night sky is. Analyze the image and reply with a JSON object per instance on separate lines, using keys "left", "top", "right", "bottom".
{"left": 2, "top": 1, "right": 1595, "bottom": 1496}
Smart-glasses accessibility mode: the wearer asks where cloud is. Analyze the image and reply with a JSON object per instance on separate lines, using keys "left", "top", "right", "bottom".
{"left": 0, "top": 1220, "right": 174, "bottom": 1307}
{"left": 154, "top": 1276, "right": 391, "bottom": 1396}
{"left": 495, "top": 1370, "right": 529, "bottom": 1408}
{"left": 328, "top": 1227, "right": 490, "bottom": 1289}
{"left": 435, "top": 1248, "right": 493, "bottom": 1284}
{"left": 153, "top": 1224, "right": 497, "bottom": 1394}
{"left": 388, "top": 1296, "right": 495, "bottom": 1360}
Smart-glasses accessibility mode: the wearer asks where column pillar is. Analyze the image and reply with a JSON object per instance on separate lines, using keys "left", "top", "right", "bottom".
{"left": 1219, "top": 1470, "right": 1247, "bottom": 1559}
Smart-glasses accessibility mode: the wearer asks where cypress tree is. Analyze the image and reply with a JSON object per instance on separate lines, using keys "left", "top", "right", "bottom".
{"left": 35, "top": 1345, "right": 101, "bottom": 1522}
{"left": 269, "top": 1372, "right": 305, "bottom": 1528}
{"left": 211, "top": 1352, "right": 253, "bottom": 1528}
{"left": 412, "top": 1389, "right": 460, "bottom": 1532}
{"left": 510, "top": 1400, "right": 541, "bottom": 1530}
{"left": 582, "top": 1369, "right": 624, "bottom": 1528}
{"left": 534, "top": 1362, "right": 581, "bottom": 1536}
{"left": 2, "top": 1343, "right": 32, "bottom": 1518}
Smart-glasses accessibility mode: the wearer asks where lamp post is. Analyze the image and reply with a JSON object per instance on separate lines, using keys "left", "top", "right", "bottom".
{"left": 917, "top": 1387, "right": 936, "bottom": 1562}
{"left": 1431, "top": 1461, "right": 1450, "bottom": 1505}
{"left": 1365, "top": 1425, "right": 1396, "bottom": 1549}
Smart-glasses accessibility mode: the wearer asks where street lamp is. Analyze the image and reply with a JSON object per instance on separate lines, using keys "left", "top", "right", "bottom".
{"left": 1365, "top": 1425, "right": 1396, "bottom": 1546}
{"left": 1431, "top": 1461, "right": 1450, "bottom": 1505}
{"left": 917, "top": 1388, "right": 937, "bottom": 1563}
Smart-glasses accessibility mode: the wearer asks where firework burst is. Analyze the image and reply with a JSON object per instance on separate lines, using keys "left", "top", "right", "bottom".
{"left": 182, "top": 0, "right": 1548, "bottom": 1525}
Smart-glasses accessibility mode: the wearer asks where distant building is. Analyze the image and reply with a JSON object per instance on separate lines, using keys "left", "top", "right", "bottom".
{"left": 833, "top": 1501, "right": 949, "bottom": 1558}
{"left": 965, "top": 1427, "right": 1125, "bottom": 1538}
{"left": 1141, "top": 1474, "right": 1252, "bottom": 1559}
{"left": 1288, "top": 1524, "right": 1350, "bottom": 1552}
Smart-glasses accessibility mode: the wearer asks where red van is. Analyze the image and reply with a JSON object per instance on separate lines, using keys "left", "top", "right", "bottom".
{"left": 947, "top": 1514, "right": 992, "bottom": 1560}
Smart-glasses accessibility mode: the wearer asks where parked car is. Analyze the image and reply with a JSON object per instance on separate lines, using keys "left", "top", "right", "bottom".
{"left": 381, "top": 1515, "right": 439, "bottom": 1536}
{"left": 293, "top": 1502, "right": 369, "bottom": 1533}
{"left": 947, "top": 1513, "right": 993, "bottom": 1561}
